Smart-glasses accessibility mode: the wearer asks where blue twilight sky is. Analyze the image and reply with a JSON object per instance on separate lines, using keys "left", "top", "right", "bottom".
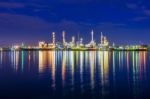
{"left": 0, "top": 0, "right": 150, "bottom": 46}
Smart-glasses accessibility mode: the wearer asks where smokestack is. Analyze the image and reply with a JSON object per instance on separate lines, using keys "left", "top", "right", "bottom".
{"left": 52, "top": 32, "right": 55, "bottom": 44}
{"left": 62, "top": 31, "right": 65, "bottom": 44}
{"left": 101, "top": 32, "right": 103, "bottom": 44}
{"left": 91, "top": 30, "right": 94, "bottom": 41}
{"left": 72, "top": 36, "right": 75, "bottom": 43}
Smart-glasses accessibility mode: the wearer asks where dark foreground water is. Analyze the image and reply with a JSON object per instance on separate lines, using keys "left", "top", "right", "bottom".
{"left": 0, "top": 51, "right": 150, "bottom": 99}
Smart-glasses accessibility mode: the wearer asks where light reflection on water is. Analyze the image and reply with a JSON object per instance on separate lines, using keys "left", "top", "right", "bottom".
{"left": 0, "top": 50, "right": 148, "bottom": 99}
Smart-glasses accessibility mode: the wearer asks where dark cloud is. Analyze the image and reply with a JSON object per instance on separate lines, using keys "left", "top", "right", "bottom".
{"left": 126, "top": 2, "right": 150, "bottom": 22}
{"left": 133, "top": 16, "right": 149, "bottom": 21}
{"left": 0, "top": 13, "right": 51, "bottom": 30}
{"left": 0, "top": 2, "right": 24, "bottom": 8}
{"left": 98, "top": 22, "right": 126, "bottom": 27}
{"left": 0, "top": 13, "right": 84, "bottom": 32}
{"left": 56, "top": 0, "right": 101, "bottom": 5}
{"left": 143, "top": 9, "right": 150, "bottom": 16}
{"left": 126, "top": 3, "right": 138, "bottom": 9}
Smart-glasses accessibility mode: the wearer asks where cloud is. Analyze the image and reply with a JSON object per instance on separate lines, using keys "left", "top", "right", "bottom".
{"left": 0, "top": 13, "right": 87, "bottom": 34}
{"left": 133, "top": 16, "right": 149, "bottom": 21}
{"left": 126, "top": 2, "right": 150, "bottom": 21}
{"left": 126, "top": 3, "right": 138, "bottom": 9}
{"left": 143, "top": 9, "right": 150, "bottom": 16}
{"left": 58, "top": 0, "right": 100, "bottom": 5}
{"left": 0, "top": 12, "right": 86, "bottom": 28}
{"left": 98, "top": 22, "right": 125, "bottom": 27}
{"left": 0, "top": 13, "right": 51, "bottom": 30}
{"left": 0, "top": 2, "right": 24, "bottom": 8}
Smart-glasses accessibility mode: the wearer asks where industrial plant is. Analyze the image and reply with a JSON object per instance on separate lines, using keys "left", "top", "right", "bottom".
{"left": 37, "top": 30, "right": 110, "bottom": 50}
{"left": 1, "top": 30, "right": 148, "bottom": 51}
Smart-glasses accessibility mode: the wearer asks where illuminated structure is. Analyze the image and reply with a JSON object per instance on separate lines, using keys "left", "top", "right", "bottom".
{"left": 47, "top": 32, "right": 56, "bottom": 48}
{"left": 7, "top": 30, "right": 148, "bottom": 51}
{"left": 69, "top": 36, "right": 75, "bottom": 47}
{"left": 62, "top": 31, "right": 67, "bottom": 47}
{"left": 92, "top": 30, "right": 94, "bottom": 41}
{"left": 72, "top": 36, "right": 75, "bottom": 44}
{"left": 39, "top": 41, "right": 47, "bottom": 48}
{"left": 101, "top": 32, "right": 103, "bottom": 44}
{"left": 80, "top": 38, "right": 84, "bottom": 47}
{"left": 85, "top": 30, "right": 96, "bottom": 48}
{"left": 77, "top": 38, "right": 84, "bottom": 48}
{"left": 39, "top": 32, "right": 56, "bottom": 49}
{"left": 52, "top": 32, "right": 55, "bottom": 44}
{"left": 68, "top": 36, "right": 76, "bottom": 48}
{"left": 98, "top": 32, "right": 109, "bottom": 47}
{"left": 76, "top": 32, "right": 84, "bottom": 48}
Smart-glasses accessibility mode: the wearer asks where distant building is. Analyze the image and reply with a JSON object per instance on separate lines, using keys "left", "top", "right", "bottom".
{"left": 39, "top": 41, "right": 47, "bottom": 48}
{"left": 76, "top": 38, "right": 84, "bottom": 48}
{"left": 68, "top": 36, "right": 75, "bottom": 48}
{"left": 52, "top": 32, "right": 55, "bottom": 44}
{"left": 85, "top": 30, "right": 96, "bottom": 48}
{"left": 62, "top": 31, "right": 68, "bottom": 47}
{"left": 98, "top": 32, "right": 109, "bottom": 47}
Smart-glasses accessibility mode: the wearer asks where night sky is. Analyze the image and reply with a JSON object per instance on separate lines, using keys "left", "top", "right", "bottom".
{"left": 0, "top": 0, "right": 150, "bottom": 46}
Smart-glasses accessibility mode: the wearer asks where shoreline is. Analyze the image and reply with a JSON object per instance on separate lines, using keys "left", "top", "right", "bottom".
{"left": 0, "top": 48, "right": 147, "bottom": 51}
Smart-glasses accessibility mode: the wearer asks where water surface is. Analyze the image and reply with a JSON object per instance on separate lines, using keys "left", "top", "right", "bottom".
{"left": 0, "top": 51, "right": 149, "bottom": 99}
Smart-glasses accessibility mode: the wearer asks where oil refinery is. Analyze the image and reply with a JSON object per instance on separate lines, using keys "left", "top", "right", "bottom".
{"left": 38, "top": 30, "right": 111, "bottom": 51}
{"left": 1, "top": 30, "right": 148, "bottom": 51}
